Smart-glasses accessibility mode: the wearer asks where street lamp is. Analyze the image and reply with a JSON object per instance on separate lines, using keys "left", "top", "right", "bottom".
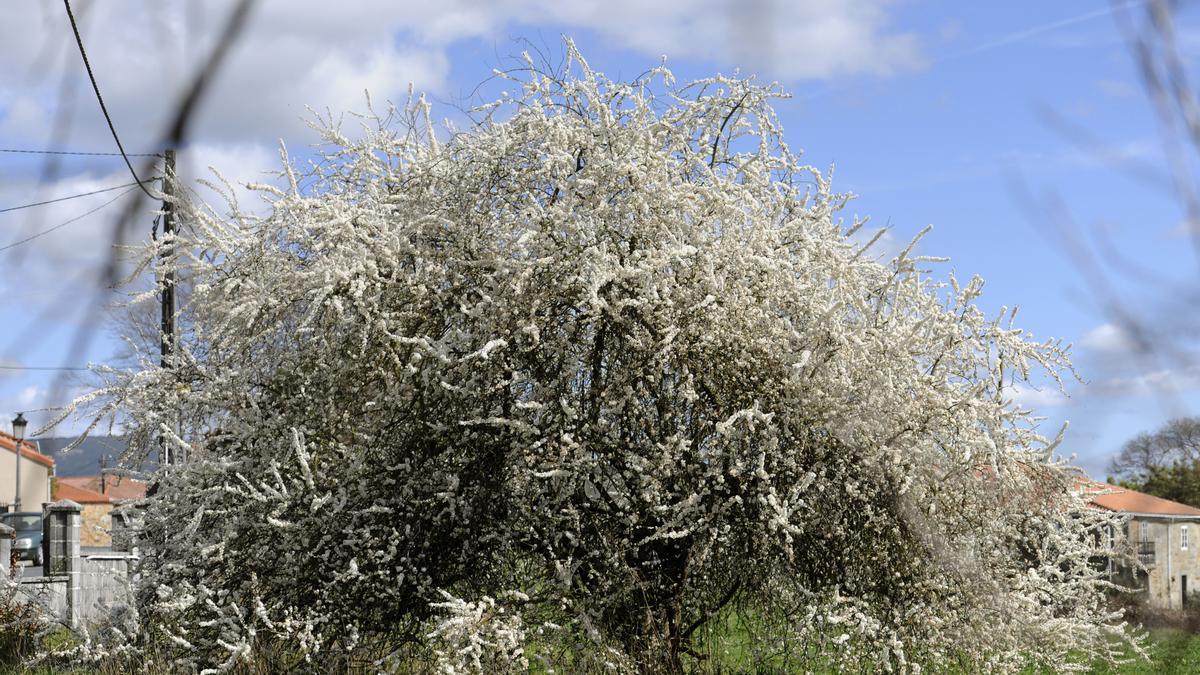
{"left": 11, "top": 413, "right": 26, "bottom": 512}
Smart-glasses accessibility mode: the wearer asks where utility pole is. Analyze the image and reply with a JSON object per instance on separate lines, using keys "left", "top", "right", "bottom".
{"left": 160, "top": 149, "right": 176, "bottom": 466}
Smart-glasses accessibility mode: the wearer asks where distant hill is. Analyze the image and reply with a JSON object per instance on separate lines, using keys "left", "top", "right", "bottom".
{"left": 33, "top": 436, "right": 156, "bottom": 477}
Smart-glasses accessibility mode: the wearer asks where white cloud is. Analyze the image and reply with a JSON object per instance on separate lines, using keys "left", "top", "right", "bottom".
{"left": 16, "top": 386, "right": 42, "bottom": 409}
{"left": 0, "top": 378, "right": 101, "bottom": 438}
{"left": 848, "top": 225, "right": 906, "bottom": 261}
{"left": 1008, "top": 383, "right": 1068, "bottom": 409}
{"left": 1087, "top": 363, "right": 1200, "bottom": 399}
{"left": 0, "top": 2, "right": 456, "bottom": 151}
{"left": 1080, "top": 323, "right": 1140, "bottom": 354}
{"left": 0, "top": 168, "right": 136, "bottom": 266}
{"left": 998, "top": 139, "right": 1158, "bottom": 174}
{"left": 0, "top": 0, "right": 923, "bottom": 414}
{"left": 0, "top": 384, "right": 47, "bottom": 424}
{"left": 181, "top": 142, "right": 282, "bottom": 216}
{"left": 0, "top": 167, "right": 164, "bottom": 354}
{"left": 538, "top": 0, "right": 923, "bottom": 80}
{"left": 0, "top": 1, "right": 921, "bottom": 154}
{"left": 302, "top": 47, "right": 447, "bottom": 123}
{"left": 0, "top": 0, "right": 923, "bottom": 288}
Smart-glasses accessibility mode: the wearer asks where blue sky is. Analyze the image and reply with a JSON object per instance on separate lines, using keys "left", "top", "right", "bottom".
{"left": 0, "top": 1, "right": 1197, "bottom": 476}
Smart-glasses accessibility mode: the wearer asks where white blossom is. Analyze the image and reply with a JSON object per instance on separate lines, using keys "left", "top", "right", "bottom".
{"left": 53, "top": 40, "right": 1143, "bottom": 672}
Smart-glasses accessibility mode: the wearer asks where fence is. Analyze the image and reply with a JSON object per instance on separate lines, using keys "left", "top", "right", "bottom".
{"left": 79, "top": 554, "right": 135, "bottom": 614}
{"left": 10, "top": 499, "right": 138, "bottom": 630}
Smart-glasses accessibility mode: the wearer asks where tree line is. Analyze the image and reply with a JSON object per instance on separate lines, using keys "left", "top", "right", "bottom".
{"left": 1109, "top": 417, "right": 1200, "bottom": 506}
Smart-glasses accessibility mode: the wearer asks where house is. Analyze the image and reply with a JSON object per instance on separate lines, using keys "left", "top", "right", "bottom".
{"left": 53, "top": 475, "right": 147, "bottom": 548}
{"left": 1084, "top": 481, "right": 1200, "bottom": 610}
{"left": 52, "top": 480, "right": 114, "bottom": 547}
{"left": 0, "top": 430, "right": 54, "bottom": 512}
{"left": 58, "top": 474, "right": 147, "bottom": 502}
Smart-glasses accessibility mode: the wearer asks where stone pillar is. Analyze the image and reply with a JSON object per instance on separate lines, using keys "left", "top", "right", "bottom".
{"left": 110, "top": 503, "right": 143, "bottom": 559}
{"left": 43, "top": 500, "right": 82, "bottom": 629}
{"left": 0, "top": 522, "right": 12, "bottom": 579}
{"left": 110, "top": 505, "right": 130, "bottom": 553}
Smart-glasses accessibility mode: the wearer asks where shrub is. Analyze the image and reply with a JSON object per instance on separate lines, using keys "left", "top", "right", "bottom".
{"left": 60, "top": 40, "right": 1141, "bottom": 672}
{"left": 0, "top": 576, "right": 51, "bottom": 667}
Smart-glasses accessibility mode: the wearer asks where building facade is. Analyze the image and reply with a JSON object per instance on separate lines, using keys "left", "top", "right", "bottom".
{"left": 53, "top": 475, "right": 147, "bottom": 547}
{"left": 1087, "top": 483, "right": 1200, "bottom": 610}
{"left": 0, "top": 431, "right": 53, "bottom": 512}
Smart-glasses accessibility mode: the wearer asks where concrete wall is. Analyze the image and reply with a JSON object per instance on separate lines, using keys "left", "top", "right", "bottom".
{"left": 17, "top": 556, "right": 137, "bottom": 628}
{"left": 17, "top": 576, "right": 67, "bottom": 618}
{"left": 0, "top": 446, "right": 51, "bottom": 512}
{"left": 79, "top": 555, "right": 134, "bottom": 616}
{"left": 1131, "top": 518, "right": 1200, "bottom": 609}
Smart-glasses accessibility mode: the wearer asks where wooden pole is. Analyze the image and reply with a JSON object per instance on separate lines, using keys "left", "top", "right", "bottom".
{"left": 160, "top": 149, "right": 176, "bottom": 465}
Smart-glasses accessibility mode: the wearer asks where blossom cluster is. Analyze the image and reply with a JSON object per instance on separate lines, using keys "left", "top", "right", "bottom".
{"left": 59, "top": 41, "right": 1140, "bottom": 672}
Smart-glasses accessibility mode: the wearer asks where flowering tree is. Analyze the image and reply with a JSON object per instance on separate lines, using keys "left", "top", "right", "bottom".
{"left": 63, "top": 42, "right": 1139, "bottom": 672}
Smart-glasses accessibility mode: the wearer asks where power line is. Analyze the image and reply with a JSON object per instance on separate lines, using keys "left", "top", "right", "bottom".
{"left": 62, "top": 0, "right": 157, "bottom": 199}
{"left": 0, "top": 185, "right": 137, "bottom": 253}
{"left": 0, "top": 148, "right": 162, "bottom": 158}
{"left": 0, "top": 180, "right": 153, "bottom": 215}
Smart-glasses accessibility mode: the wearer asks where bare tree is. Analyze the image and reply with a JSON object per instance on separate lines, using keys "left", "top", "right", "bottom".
{"left": 1109, "top": 416, "right": 1200, "bottom": 481}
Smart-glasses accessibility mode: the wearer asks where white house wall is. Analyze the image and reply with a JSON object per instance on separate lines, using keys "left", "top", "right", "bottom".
{"left": 0, "top": 447, "right": 51, "bottom": 512}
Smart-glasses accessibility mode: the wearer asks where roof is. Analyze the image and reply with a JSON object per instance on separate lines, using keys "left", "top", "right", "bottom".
{"left": 58, "top": 475, "right": 146, "bottom": 501}
{"left": 52, "top": 481, "right": 111, "bottom": 505}
{"left": 0, "top": 431, "right": 55, "bottom": 469}
{"left": 1082, "top": 481, "right": 1200, "bottom": 517}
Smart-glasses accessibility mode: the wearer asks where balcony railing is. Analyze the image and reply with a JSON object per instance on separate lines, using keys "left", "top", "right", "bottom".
{"left": 1138, "top": 541, "right": 1156, "bottom": 566}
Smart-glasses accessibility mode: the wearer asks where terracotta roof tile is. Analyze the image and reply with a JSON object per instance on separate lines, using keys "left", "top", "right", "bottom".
{"left": 1081, "top": 481, "right": 1200, "bottom": 517}
{"left": 0, "top": 432, "right": 54, "bottom": 469}
{"left": 53, "top": 481, "right": 111, "bottom": 504}
{"left": 58, "top": 475, "right": 146, "bottom": 501}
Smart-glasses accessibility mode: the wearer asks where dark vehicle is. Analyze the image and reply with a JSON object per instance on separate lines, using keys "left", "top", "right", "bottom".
{"left": 0, "top": 512, "right": 43, "bottom": 567}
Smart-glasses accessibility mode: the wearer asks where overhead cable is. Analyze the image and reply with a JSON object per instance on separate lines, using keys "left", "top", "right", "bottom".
{"left": 0, "top": 180, "right": 154, "bottom": 215}
{"left": 0, "top": 185, "right": 138, "bottom": 253}
{"left": 0, "top": 147, "right": 162, "bottom": 158}
{"left": 62, "top": 0, "right": 158, "bottom": 198}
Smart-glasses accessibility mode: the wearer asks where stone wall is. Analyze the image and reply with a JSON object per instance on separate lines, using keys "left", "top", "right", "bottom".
{"left": 79, "top": 503, "right": 113, "bottom": 547}
{"left": 1134, "top": 518, "right": 1200, "bottom": 609}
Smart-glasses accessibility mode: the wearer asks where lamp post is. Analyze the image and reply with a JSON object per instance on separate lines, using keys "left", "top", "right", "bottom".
{"left": 11, "top": 413, "right": 26, "bottom": 512}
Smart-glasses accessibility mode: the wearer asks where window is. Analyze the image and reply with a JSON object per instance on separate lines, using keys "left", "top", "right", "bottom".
{"left": 1141, "top": 522, "right": 1151, "bottom": 546}
{"left": 0, "top": 514, "right": 40, "bottom": 531}
{"left": 1184, "top": 526, "right": 1190, "bottom": 551}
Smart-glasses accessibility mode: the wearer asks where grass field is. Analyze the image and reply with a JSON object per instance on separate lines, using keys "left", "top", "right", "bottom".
{"left": 1083, "top": 628, "right": 1200, "bottom": 675}
{"left": 6, "top": 625, "right": 1200, "bottom": 673}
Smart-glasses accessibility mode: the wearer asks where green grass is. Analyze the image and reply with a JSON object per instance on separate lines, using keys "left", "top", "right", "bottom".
{"left": 7, "top": 620, "right": 1200, "bottom": 673}
{"left": 1084, "top": 628, "right": 1200, "bottom": 675}
{"left": 692, "top": 613, "right": 1200, "bottom": 674}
